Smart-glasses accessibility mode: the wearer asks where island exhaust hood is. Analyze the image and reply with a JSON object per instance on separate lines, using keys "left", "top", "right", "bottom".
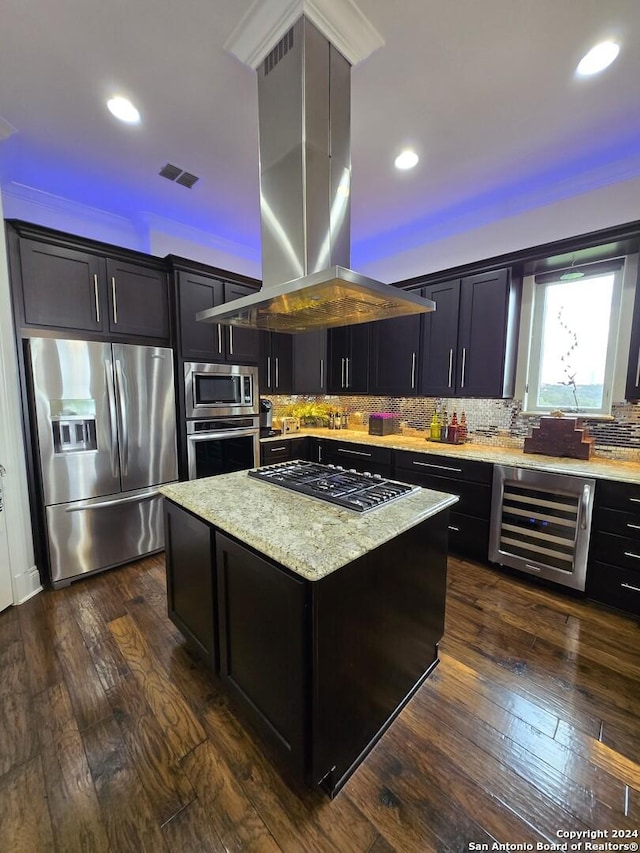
{"left": 197, "top": 16, "right": 435, "bottom": 333}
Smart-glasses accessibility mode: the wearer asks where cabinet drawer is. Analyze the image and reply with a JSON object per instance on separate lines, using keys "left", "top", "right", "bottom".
{"left": 395, "top": 450, "right": 493, "bottom": 485}
{"left": 322, "top": 441, "right": 392, "bottom": 475}
{"left": 596, "top": 479, "right": 640, "bottom": 512}
{"left": 591, "top": 531, "right": 640, "bottom": 574}
{"left": 447, "top": 512, "right": 490, "bottom": 561}
{"left": 260, "top": 440, "right": 292, "bottom": 465}
{"left": 587, "top": 561, "right": 640, "bottom": 617}
{"left": 393, "top": 466, "right": 490, "bottom": 520}
{"left": 593, "top": 506, "right": 640, "bottom": 540}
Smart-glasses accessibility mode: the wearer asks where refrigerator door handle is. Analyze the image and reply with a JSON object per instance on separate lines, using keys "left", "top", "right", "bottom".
{"left": 64, "top": 490, "right": 160, "bottom": 511}
{"left": 104, "top": 360, "right": 119, "bottom": 478}
{"left": 114, "top": 359, "right": 129, "bottom": 476}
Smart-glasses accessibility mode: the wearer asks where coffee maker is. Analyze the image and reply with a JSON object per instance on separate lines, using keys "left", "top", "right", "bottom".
{"left": 260, "top": 398, "right": 276, "bottom": 437}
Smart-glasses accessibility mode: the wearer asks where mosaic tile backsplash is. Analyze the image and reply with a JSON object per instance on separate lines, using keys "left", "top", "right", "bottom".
{"left": 268, "top": 394, "right": 640, "bottom": 462}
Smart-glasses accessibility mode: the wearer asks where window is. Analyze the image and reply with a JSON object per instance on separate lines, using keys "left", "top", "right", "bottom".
{"left": 523, "top": 261, "right": 624, "bottom": 416}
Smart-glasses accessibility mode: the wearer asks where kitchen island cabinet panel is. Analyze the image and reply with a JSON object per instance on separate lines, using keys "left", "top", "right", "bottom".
{"left": 164, "top": 502, "right": 217, "bottom": 669}
{"left": 216, "top": 533, "right": 307, "bottom": 773}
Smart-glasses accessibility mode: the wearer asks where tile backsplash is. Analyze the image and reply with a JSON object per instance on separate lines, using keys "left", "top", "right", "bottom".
{"left": 267, "top": 394, "right": 640, "bottom": 462}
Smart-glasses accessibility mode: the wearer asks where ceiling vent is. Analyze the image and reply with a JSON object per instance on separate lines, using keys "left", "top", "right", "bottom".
{"left": 159, "top": 163, "right": 200, "bottom": 188}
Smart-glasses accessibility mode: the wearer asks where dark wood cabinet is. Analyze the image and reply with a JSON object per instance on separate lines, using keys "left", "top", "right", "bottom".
{"left": 419, "top": 279, "right": 461, "bottom": 396}
{"left": 328, "top": 324, "right": 370, "bottom": 393}
{"left": 293, "top": 330, "right": 327, "bottom": 394}
{"left": 216, "top": 533, "right": 307, "bottom": 772}
{"left": 587, "top": 479, "right": 640, "bottom": 617}
{"left": 9, "top": 223, "right": 170, "bottom": 342}
{"left": 625, "top": 263, "right": 640, "bottom": 399}
{"left": 260, "top": 436, "right": 310, "bottom": 465}
{"left": 105, "top": 258, "right": 169, "bottom": 339}
{"left": 164, "top": 502, "right": 217, "bottom": 668}
{"left": 419, "top": 269, "right": 520, "bottom": 398}
{"left": 259, "top": 332, "right": 293, "bottom": 394}
{"left": 369, "top": 315, "right": 421, "bottom": 396}
{"left": 395, "top": 450, "right": 493, "bottom": 561}
{"left": 224, "top": 283, "right": 260, "bottom": 362}
{"left": 321, "top": 440, "right": 393, "bottom": 477}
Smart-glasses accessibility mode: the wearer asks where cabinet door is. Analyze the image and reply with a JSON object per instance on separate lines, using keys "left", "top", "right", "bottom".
{"left": 271, "top": 333, "right": 293, "bottom": 394}
{"left": 328, "top": 326, "right": 349, "bottom": 392}
{"left": 293, "top": 330, "right": 327, "bottom": 394}
{"left": 178, "top": 271, "right": 225, "bottom": 361}
{"left": 345, "top": 324, "right": 370, "bottom": 393}
{"left": 625, "top": 263, "right": 640, "bottom": 399}
{"left": 369, "top": 315, "right": 420, "bottom": 396}
{"left": 216, "top": 533, "right": 306, "bottom": 772}
{"left": 106, "top": 259, "right": 169, "bottom": 339}
{"left": 457, "top": 269, "right": 509, "bottom": 397}
{"left": 20, "top": 239, "right": 104, "bottom": 332}
{"left": 224, "top": 283, "right": 260, "bottom": 362}
{"left": 164, "top": 501, "right": 217, "bottom": 669}
{"left": 419, "top": 279, "right": 460, "bottom": 397}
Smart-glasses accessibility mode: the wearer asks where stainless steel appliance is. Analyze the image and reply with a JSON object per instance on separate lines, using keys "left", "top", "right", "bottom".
{"left": 29, "top": 337, "right": 178, "bottom": 587}
{"left": 260, "top": 398, "right": 275, "bottom": 437}
{"left": 184, "top": 361, "right": 258, "bottom": 419}
{"left": 489, "top": 465, "right": 595, "bottom": 591}
{"left": 187, "top": 417, "right": 260, "bottom": 480}
{"left": 196, "top": 17, "right": 435, "bottom": 333}
{"left": 249, "top": 460, "right": 418, "bottom": 513}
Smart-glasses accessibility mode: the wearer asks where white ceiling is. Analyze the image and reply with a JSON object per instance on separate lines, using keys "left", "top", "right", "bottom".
{"left": 1, "top": 0, "right": 639, "bottom": 270}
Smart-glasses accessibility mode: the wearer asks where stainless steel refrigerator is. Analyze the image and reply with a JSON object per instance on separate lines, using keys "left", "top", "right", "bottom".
{"left": 28, "top": 337, "right": 178, "bottom": 587}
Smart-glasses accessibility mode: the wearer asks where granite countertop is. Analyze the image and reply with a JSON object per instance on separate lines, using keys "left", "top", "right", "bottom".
{"left": 263, "top": 428, "right": 640, "bottom": 485}
{"left": 160, "top": 470, "right": 458, "bottom": 582}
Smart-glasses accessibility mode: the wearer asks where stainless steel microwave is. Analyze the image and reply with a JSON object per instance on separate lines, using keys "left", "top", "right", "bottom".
{"left": 184, "top": 362, "right": 259, "bottom": 419}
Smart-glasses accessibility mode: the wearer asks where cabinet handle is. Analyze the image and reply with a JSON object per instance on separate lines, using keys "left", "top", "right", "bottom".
{"left": 111, "top": 277, "right": 118, "bottom": 324}
{"left": 448, "top": 525, "right": 459, "bottom": 532}
{"left": 448, "top": 348, "right": 453, "bottom": 388}
{"left": 93, "top": 274, "right": 100, "bottom": 323}
{"left": 229, "top": 326, "right": 234, "bottom": 355}
{"left": 635, "top": 346, "right": 640, "bottom": 388}
{"left": 411, "top": 352, "right": 416, "bottom": 389}
{"left": 338, "top": 447, "right": 372, "bottom": 457}
{"left": 267, "top": 356, "right": 271, "bottom": 388}
{"left": 275, "top": 357, "right": 279, "bottom": 388}
{"left": 623, "top": 551, "right": 640, "bottom": 561}
{"left": 621, "top": 582, "right": 640, "bottom": 593}
{"left": 629, "top": 498, "right": 640, "bottom": 504}
{"left": 412, "top": 460, "right": 463, "bottom": 474}
{"left": 460, "top": 347, "right": 467, "bottom": 389}
{"left": 626, "top": 522, "right": 640, "bottom": 530}
{"left": 579, "top": 485, "right": 590, "bottom": 531}
{"left": 341, "top": 358, "right": 346, "bottom": 389}
{"left": 217, "top": 325, "right": 222, "bottom": 354}
{"left": 346, "top": 357, "right": 350, "bottom": 388}
{"left": 318, "top": 445, "right": 323, "bottom": 463}
{"left": 320, "top": 358, "right": 324, "bottom": 390}
{"left": 271, "top": 446, "right": 287, "bottom": 452}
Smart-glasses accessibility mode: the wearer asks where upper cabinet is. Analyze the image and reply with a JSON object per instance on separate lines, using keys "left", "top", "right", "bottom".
{"left": 625, "top": 263, "right": 640, "bottom": 400}
{"left": 8, "top": 223, "right": 169, "bottom": 343}
{"left": 328, "top": 324, "right": 370, "bottom": 393}
{"left": 259, "top": 332, "right": 293, "bottom": 395}
{"left": 175, "top": 268, "right": 259, "bottom": 364}
{"left": 293, "top": 330, "right": 327, "bottom": 395}
{"left": 420, "top": 269, "right": 521, "bottom": 398}
{"left": 369, "top": 315, "right": 421, "bottom": 396}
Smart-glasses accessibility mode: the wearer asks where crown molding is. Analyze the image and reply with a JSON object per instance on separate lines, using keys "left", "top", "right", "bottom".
{"left": 140, "top": 212, "right": 260, "bottom": 262}
{"left": 224, "top": 0, "right": 384, "bottom": 68}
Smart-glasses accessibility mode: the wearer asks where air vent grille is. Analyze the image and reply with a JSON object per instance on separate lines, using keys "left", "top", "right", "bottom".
{"left": 159, "top": 163, "right": 200, "bottom": 188}
{"left": 264, "top": 28, "right": 294, "bottom": 76}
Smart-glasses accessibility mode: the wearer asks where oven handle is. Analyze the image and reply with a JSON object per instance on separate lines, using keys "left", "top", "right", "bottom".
{"left": 187, "top": 428, "right": 260, "bottom": 442}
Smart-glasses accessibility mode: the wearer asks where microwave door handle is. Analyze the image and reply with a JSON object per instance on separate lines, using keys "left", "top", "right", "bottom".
{"left": 104, "top": 360, "right": 119, "bottom": 477}
{"left": 114, "top": 359, "right": 129, "bottom": 476}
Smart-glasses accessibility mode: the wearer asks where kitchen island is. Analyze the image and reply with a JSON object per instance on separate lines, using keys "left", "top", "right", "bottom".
{"left": 161, "top": 469, "right": 457, "bottom": 796}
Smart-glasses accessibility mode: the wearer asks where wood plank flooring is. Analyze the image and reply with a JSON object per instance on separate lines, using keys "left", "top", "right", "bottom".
{"left": 1, "top": 553, "right": 639, "bottom": 852}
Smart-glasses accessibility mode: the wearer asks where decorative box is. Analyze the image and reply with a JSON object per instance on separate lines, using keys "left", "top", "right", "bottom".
{"left": 523, "top": 416, "right": 594, "bottom": 460}
{"left": 368, "top": 413, "right": 400, "bottom": 436}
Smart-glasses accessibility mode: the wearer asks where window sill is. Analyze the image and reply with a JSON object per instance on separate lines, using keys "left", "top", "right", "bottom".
{"left": 519, "top": 411, "right": 615, "bottom": 421}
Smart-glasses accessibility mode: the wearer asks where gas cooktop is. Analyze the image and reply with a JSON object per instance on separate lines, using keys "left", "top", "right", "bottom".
{"left": 248, "top": 460, "right": 419, "bottom": 513}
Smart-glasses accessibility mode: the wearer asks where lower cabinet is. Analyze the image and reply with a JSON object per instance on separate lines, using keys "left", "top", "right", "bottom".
{"left": 260, "top": 436, "right": 310, "bottom": 465}
{"left": 164, "top": 502, "right": 217, "bottom": 668}
{"left": 320, "top": 439, "right": 393, "bottom": 477}
{"left": 587, "top": 480, "right": 640, "bottom": 617}
{"left": 395, "top": 450, "right": 493, "bottom": 561}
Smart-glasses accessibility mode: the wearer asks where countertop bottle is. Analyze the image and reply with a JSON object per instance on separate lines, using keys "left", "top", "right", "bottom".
{"left": 342, "top": 411, "right": 349, "bottom": 429}
{"left": 328, "top": 411, "right": 335, "bottom": 430}
{"left": 440, "top": 411, "right": 449, "bottom": 442}
{"left": 449, "top": 411, "right": 459, "bottom": 444}
{"left": 335, "top": 410, "right": 342, "bottom": 429}
{"left": 459, "top": 412, "right": 468, "bottom": 443}
{"left": 430, "top": 411, "right": 440, "bottom": 440}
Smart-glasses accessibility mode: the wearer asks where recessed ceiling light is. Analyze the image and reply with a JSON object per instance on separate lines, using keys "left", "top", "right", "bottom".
{"left": 576, "top": 41, "right": 620, "bottom": 76}
{"left": 107, "top": 96, "right": 141, "bottom": 124}
{"left": 394, "top": 149, "right": 419, "bottom": 170}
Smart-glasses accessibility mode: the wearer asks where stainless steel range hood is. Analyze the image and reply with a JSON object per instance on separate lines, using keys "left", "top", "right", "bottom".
{"left": 198, "top": 16, "right": 435, "bottom": 333}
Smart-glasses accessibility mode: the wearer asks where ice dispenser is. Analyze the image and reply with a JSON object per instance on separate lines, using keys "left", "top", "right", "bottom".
{"left": 49, "top": 400, "right": 97, "bottom": 454}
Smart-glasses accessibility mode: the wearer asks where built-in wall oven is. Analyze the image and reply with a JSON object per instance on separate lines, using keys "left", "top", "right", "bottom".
{"left": 186, "top": 417, "right": 260, "bottom": 480}
{"left": 489, "top": 465, "right": 595, "bottom": 591}
{"left": 184, "top": 362, "right": 258, "bottom": 419}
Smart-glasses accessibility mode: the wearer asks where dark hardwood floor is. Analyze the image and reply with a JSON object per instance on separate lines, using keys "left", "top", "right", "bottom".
{"left": 1, "top": 552, "right": 639, "bottom": 852}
